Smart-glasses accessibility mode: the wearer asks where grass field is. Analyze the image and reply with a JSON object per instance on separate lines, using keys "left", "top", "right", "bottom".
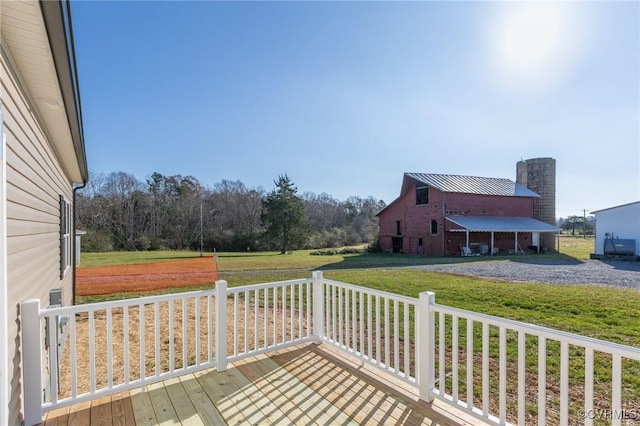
{"left": 79, "top": 235, "right": 594, "bottom": 267}
{"left": 76, "top": 236, "right": 640, "bottom": 346}
{"left": 77, "top": 237, "right": 639, "bottom": 423}
{"left": 557, "top": 234, "right": 596, "bottom": 259}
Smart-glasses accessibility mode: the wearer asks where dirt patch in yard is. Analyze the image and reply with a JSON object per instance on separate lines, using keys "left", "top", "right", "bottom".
{"left": 76, "top": 257, "right": 219, "bottom": 296}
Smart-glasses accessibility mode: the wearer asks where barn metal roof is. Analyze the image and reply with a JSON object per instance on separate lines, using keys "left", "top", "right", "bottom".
{"left": 446, "top": 216, "right": 560, "bottom": 232}
{"left": 405, "top": 173, "right": 539, "bottom": 197}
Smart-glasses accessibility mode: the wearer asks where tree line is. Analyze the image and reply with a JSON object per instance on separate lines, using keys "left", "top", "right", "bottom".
{"left": 77, "top": 171, "right": 386, "bottom": 252}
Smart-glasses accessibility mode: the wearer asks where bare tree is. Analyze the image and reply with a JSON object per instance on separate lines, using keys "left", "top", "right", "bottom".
{"left": 77, "top": 169, "right": 386, "bottom": 253}
{"left": 209, "top": 179, "right": 264, "bottom": 250}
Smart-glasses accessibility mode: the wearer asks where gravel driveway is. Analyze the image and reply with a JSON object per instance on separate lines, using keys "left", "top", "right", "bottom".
{"left": 409, "top": 258, "right": 640, "bottom": 289}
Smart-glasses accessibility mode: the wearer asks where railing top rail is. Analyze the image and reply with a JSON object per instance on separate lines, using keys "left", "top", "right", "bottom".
{"left": 38, "top": 288, "right": 217, "bottom": 317}
{"left": 226, "top": 278, "right": 313, "bottom": 293}
{"left": 321, "top": 278, "right": 418, "bottom": 305}
{"left": 434, "top": 303, "right": 640, "bottom": 360}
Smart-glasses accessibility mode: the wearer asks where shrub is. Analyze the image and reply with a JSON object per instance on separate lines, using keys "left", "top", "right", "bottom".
{"left": 309, "top": 249, "right": 338, "bottom": 256}
{"left": 80, "top": 231, "right": 113, "bottom": 252}
{"left": 338, "top": 247, "right": 364, "bottom": 254}
{"left": 367, "top": 236, "right": 382, "bottom": 253}
{"left": 133, "top": 235, "right": 151, "bottom": 251}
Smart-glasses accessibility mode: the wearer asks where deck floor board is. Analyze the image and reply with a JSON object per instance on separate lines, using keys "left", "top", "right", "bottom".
{"left": 111, "top": 391, "right": 136, "bottom": 426}
{"left": 161, "top": 377, "right": 203, "bottom": 426}
{"left": 234, "top": 355, "right": 317, "bottom": 425}
{"left": 40, "top": 343, "right": 479, "bottom": 426}
{"left": 178, "top": 373, "right": 226, "bottom": 425}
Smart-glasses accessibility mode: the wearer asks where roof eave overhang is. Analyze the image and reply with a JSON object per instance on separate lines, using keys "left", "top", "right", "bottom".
{"left": 591, "top": 201, "right": 640, "bottom": 214}
{"left": 448, "top": 228, "right": 559, "bottom": 233}
{"left": 446, "top": 216, "right": 560, "bottom": 233}
{"left": 40, "top": 0, "right": 88, "bottom": 183}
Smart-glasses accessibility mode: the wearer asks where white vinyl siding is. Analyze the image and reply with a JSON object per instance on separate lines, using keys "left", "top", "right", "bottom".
{"left": 2, "top": 48, "right": 74, "bottom": 425}
{"left": 594, "top": 202, "right": 640, "bottom": 256}
{"left": 0, "top": 111, "right": 8, "bottom": 426}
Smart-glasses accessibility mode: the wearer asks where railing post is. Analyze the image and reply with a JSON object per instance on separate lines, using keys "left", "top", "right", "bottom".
{"left": 312, "top": 271, "right": 324, "bottom": 343}
{"left": 21, "top": 299, "right": 43, "bottom": 426}
{"left": 215, "top": 280, "right": 228, "bottom": 372}
{"left": 417, "top": 291, "right": 435, "bottom": 403}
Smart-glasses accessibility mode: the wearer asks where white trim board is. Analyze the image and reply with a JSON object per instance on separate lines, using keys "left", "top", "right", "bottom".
{"left": 0, "top": 111, "right": 9, "bottom": 426}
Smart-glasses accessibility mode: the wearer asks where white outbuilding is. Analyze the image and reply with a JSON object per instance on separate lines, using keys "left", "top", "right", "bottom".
{"left": 591, "top": 201, "right": 640, "bottom": 257}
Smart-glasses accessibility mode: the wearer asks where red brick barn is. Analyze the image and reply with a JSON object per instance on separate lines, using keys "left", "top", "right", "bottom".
{"left": 377, "top": 173, "right": 559, "bottom": 256}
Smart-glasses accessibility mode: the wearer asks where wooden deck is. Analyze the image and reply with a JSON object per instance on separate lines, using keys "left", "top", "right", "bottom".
{"left": 41, "top": 343, "right": 478, "bottom": 426}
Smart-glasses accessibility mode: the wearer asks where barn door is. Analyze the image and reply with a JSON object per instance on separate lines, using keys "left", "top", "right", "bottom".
{"left": 392, "top": 237, "right": 403, "bottom": 253}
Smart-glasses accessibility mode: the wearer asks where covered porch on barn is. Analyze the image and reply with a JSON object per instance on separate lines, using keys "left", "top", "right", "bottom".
{"left": 446, "top": 215, "right": 560, "bottom": 255}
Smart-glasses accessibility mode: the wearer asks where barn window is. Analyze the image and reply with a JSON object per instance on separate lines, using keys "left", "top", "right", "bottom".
{"left": 396, "top": 220, "right": 402, "bottom": 235}
{"left": 431, "top": 219, "right": 438, "bottom": 235}
{"left": 416, "top": 186, "right": 429, "bottom": 205}
{"left": 60, "top": 195, "right": 71, "bottom": 279}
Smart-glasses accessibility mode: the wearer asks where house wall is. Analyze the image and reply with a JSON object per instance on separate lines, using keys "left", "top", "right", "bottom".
{"left": 378, "top": 179, "right": 534, "bottom": 256}
{"left": 594, "top": 203, "right": 640, "bottom": 256}
{"left": 2, "top": 48, "right": 75, "bottom": 426}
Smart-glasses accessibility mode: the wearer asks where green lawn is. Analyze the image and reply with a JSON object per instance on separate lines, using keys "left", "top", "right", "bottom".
{"left": 79, "top": 235, "right": 594, "bottom": 268}
{"left": 76, "top": 236, "right": 638, "bottom": 348}
{"left": 558, "top": 234, "right": 596, "bottom": 259}
{"left": 78, "top": 250, "right": 208, "bottom": 267}
{"left": 78, "top": 242, "right": 639, "bottom": 421}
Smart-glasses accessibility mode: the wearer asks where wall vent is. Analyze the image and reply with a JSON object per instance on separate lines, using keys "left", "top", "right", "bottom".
{"left": 49, "top": 288, "right": 63, "bottom": 307}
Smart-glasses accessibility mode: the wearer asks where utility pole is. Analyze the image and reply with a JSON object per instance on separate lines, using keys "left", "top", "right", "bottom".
{"left": 582, "top": 208, "right": 588, "bottom": 238}
{"left": 200, "top": 203, "right": 203, "bottom": 257}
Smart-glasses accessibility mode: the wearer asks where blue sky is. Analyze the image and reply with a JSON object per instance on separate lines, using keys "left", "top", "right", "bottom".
{"left": 72, "top": 1, "right": 639, "bottom": 218}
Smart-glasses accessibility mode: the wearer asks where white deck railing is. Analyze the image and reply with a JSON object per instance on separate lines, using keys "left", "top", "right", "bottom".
{"left": 428, "top": 301, "right": 640, "bottom": 426}
{"left": 320, "top": 277, "right": 418, "bottom": 384}
{"left": 21, "top": 289, "right": 221, "bottom": 425}
{"left": 225, "top": 277, "right": 316, "bottom": 361}
{"left": 21, "top": 271, "right": 640, "bottom": 426}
